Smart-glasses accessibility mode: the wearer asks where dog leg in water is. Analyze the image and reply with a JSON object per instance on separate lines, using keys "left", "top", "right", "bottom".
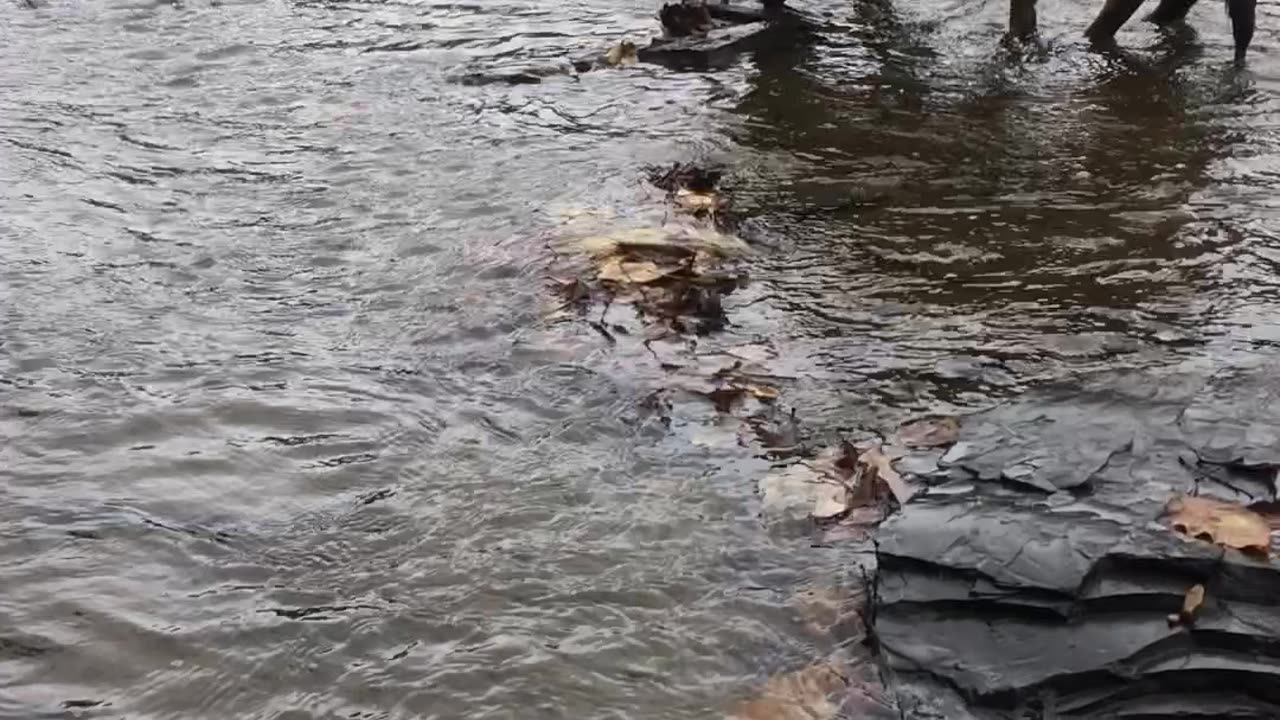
{"left": 1147, "top": 0, "right": 1198, "bottom": 24}
{"left": 1086, "top": 0, "right": 1147, "bottom": 42}
{"left": 1009, "top": 0, "right": 1038, "bottom": 40}
{"left": 1227, "top": 0, "right": 1256, "bottom": 63}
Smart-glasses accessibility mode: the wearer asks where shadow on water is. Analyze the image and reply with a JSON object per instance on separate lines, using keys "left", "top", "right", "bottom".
{"left": 716, "top": 3, "right": 1267, "bottom": 413}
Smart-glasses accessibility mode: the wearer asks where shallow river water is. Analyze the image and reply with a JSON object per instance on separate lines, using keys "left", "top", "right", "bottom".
{"left": 3, "top": 0, "right": 1280, "bottom": 718}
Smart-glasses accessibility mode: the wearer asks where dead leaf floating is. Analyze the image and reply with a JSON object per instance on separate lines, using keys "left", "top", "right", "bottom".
{"left": 895, "top": 415, "right": 960, "bottom": 449}
{"left": 568, "top": 226, "right": 749, "bottom": 259}
{"left": 858, "top": 446, "right": 916, "bottom": 506}
{"left": 758, "top": 464, "right": 851, "bottom": 522}
{"left": 1164, "top": 495, "right": 1271, "bottom": 556}
{"left": 674, "top": 187, "right": 721, "bottom": 213}
{"left": 727, "top": 662, "right": 848, "bottom": 720}
{"left": 604, "top": 40, "right": 638, "bottom": 67}
{"left": 595, "top": 257, "right": 674, "bottom": 285}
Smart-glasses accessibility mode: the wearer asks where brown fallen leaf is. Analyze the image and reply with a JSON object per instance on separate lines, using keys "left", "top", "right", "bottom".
{"left": 1169, "top": 583, "right": 1205, "bottom": 627}
{"left": 858, "top": 446, "right": 916, "bottom": 506}
{"left": 1164, "top": 495, "right": 1271, "bottom": 556}
{"left": 705, "top": 386, "right": 746, "bottom": 414}
{"left": 895, "top": 415, "right": 960, "bottom": 449}
{"left": 547, "top": 275, "right": 591, "bottom": 306}
{"left": 553, "top": 206, "right": 615, "bottom": 226}
{"left": 790, "top": 586, "right": 841, "bottom": 636}
{"left": 727, "top": 662, "right": 848, "bottom": 720}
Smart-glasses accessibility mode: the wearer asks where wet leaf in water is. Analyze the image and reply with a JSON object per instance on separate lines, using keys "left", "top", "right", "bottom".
{"left": 604, "top": 40, "right": 638, "bottom": 67}
{"left": 812, "top": 492, "right": 849, "bottom": 521}
{"left": 759, "top": 464, "right": 851, "bottom": 522}
{"left": 553, "top": 206, "right": 615, "bottom": 226}
{"left": 895, "top": 416, "right": 960, "bottom": 449}
{"left": 820, "top": 505, "right": 890, "bottom": 544}
{"left": 790, "top": 585, "right": 867, "bottom": 640}
{"left": 706, "top": 386, "right": 748, "bottom": 413}
{"left": 567, "top": 225, "right": 749, "bottom": 258}
{"left": 743, "top": 383, "right": 779, "bottom": 401}
{"left": 1164, "top": 495, "right": 1271, "bottom": 556}
{"left": 858, "top": 446, "right": 916, "bottom": 506}
{"left": 727, "top": 662, "right": 848, "bottom": 720}
{"left": 675, "top": 187, "right": 720, "bottom": 213}
{"left": 547, "top": 275, "right": 591, "bottom": 307}
{"left": 596, "top": 257, "right": 677, "bottom": 285}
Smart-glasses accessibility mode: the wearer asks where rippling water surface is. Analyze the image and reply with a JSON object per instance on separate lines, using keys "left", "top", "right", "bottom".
{"left": 3, "top": 0, "right": 1280, "bottom": 717}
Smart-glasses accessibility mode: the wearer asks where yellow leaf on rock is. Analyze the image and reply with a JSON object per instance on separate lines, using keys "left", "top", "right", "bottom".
{"left": 858, "top": 446, "right": 915, "bottom": 506}
{"left": 1182, "top": 583, "right": 1205, "bottom": 621}
{"left": 1165, "top": 495, "right": 1271, "bottom": 556}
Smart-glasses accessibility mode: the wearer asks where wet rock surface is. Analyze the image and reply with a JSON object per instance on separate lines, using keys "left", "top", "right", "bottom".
{"left": 873, "top": 365, "right": 1280, "bottom": 718}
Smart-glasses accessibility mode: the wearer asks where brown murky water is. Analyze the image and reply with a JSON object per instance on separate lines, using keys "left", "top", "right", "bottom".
{"left": 2, "top": 0, "right": 1279, "bottom": 717}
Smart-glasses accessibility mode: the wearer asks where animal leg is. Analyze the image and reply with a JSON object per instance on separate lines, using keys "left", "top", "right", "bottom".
{"left": 1009, "top": 0, "right": 1038, "bottom": 40}
{"left": 1147, "top": 0, "right": 1198, "bottom": 24}
{"left": 1227, "top": 0, "right": 1256, "bottom": 62}
{"left": 1086, "top": 0, "right": 1147, "bottom": 41}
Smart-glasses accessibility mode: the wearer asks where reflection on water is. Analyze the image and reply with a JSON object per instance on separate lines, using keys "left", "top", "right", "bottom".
{"left": 726, "top": 1, "right": 1280, "bottom": 415}
{"left": 1, "top": 0, "right": 1279, "bottom": 717}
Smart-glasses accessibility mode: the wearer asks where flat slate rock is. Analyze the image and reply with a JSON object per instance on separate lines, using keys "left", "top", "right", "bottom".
{"left": 872, "top": 364, "right": 1280, "bottom": 718}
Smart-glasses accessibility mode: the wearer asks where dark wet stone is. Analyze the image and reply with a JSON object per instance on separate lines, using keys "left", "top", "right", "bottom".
{"left": 1179, "top": 367, "right": 1280, "bottom": 468}
{"left": 872, "top": 366, "right": 1280, "bottom": 718}
{"left": 0, "top": 633, "right": 56, "bottom": 659}
{"left": 939, "top": 387, "right": 1156, "bottom": 492}
{"left": 637, "top": 9, "right": 807, "bottom": 70}
{"left": 704, "top": 3, "right": 773, "bottom": 24}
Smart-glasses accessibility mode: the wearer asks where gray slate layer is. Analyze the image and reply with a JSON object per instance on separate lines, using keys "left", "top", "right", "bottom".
{"left": 873, "top": 365, "right": 1280, "bottom": 719}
